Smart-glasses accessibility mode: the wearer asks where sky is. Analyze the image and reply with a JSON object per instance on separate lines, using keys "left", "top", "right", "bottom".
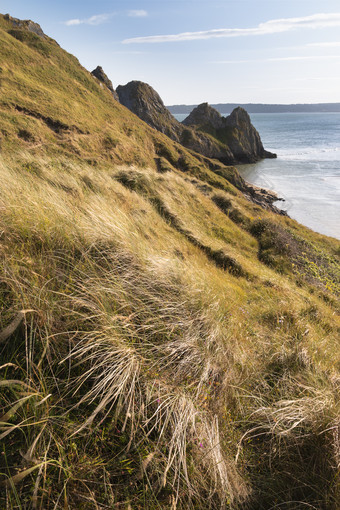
{"left": 1, "top": 0, "right": 340, "bottom": 105}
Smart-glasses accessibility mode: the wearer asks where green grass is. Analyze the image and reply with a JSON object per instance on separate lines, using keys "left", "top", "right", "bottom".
{"left": 0, "top": 13, "right": 339, "bottom": 510}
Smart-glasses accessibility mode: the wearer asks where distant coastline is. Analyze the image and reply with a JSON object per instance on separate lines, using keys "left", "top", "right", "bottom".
{"left": 167, "top": 103, "right": 340, "bottom": 114}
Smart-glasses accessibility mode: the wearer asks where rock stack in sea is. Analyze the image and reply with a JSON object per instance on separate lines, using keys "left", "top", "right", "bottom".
{"left": 183, "top": 103, "right": 277, "bottom": 163}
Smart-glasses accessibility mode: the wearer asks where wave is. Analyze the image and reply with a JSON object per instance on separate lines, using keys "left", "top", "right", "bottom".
{"left": 274, "top": 146, "right": 340, "bottom": 162}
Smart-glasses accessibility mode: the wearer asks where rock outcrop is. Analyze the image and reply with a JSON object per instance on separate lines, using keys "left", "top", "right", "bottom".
{"left": 224, "top": 107, "right": 277, "bottom": 161}
{"left": 183, "top": 102, "right": 225, "bottom": 130}
{"left": 91, "top": 66, "right": 119, "bottom": 101}
{"left": 3, "top": 13, "right": 46, "bottom": 38}
{"left": 116, "top": 81, "right": 235, "bottom": 163}
{"left": 116, "top": 82, "right": 275, "bottom": 164}
{"left": 117, "top": 81, "right": 172, "bottom": 133}
{"left": 183, "top": 103, "right": 277, "bottom": 163}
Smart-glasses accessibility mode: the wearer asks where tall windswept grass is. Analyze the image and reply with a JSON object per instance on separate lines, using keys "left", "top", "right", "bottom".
{"left": 58, "top": 248, "right": 249, "bottom": 504}
{"left": 0, "top": 153, "right": 339, "bottom": 508}
{"left": 0, "top": 18, "right": 339, "bottom": 507}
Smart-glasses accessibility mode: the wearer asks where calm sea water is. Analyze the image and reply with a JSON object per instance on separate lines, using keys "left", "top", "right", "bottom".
{"left": 174, "top": 112, "right": 340, "bottom": 240}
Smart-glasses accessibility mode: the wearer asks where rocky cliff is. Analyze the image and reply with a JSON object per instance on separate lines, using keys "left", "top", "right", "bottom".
{"left": 116, "top": 81, "right": 235, "bottom": 163}
{"left": 117, "top": 82, "right": 275, "bottom": 164}
{"left": 183, "top": 102, "right": 225, "bottom": 130}
{"left": 183, "top": 103, "right": 277, "bottom": 163}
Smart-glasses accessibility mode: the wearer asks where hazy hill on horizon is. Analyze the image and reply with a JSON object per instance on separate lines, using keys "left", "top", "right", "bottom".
{"left": 168, "top": 102, "right": 340, "bottom": 114}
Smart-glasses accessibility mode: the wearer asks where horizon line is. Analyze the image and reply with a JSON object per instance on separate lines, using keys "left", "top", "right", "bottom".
{"left": 166, "top": 101, "right": 340, "bottom": 106}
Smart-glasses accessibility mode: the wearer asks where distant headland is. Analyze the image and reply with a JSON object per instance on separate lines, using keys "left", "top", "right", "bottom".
{"left": 167, "top": 103, "right": 340, "bottom": 114}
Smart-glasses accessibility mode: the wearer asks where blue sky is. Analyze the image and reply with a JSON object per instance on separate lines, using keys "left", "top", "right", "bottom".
{"left": 1, "top": 0, "right": 340, "bottom": 104}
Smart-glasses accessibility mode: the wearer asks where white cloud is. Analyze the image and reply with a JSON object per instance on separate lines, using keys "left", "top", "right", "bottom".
{"left": 213, "top": 55, "right": 340, "bottom": 64}
{"left": 65, "top": 19, "right": 82, "bottom": 26}
{"left": 268, "top": 55, "right": 340, "bottom": 62}
{"left": 122, "top": 12, "right": 340, "bottom": 44}
{"left": 306, "top": 41, "right": 340, "bottom": 48}
{"left": 64, "top": 13, "right": 113, "bottom": 26}
{"left": 128, "top": 10, "right": 148, "bottom": 18}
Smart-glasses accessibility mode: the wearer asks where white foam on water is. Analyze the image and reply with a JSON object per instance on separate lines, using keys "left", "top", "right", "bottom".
{"left": 176, "top": 111, "right": 340, "bottom": 238}
{"left": 276, "top": 147, "right": 340, "bottom": 162}
{"left": 238, "top": 112, "right": 340, "bottom": 239}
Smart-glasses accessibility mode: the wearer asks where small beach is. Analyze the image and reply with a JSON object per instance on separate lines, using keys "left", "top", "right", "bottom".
{"left": 175, "top": 112, "right": 340, "bottom": 239}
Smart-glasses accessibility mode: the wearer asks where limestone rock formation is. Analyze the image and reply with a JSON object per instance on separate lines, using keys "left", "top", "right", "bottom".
{"left": 91, "top": 66, "right": 119, "bottom": 101}
{"left": 183, "top": 102, "right": 225, "bottom": 130}
{"left": 116, "top": 81, "right": 235, "bottom": 163}
{"left": 183, "top": 103, "right": 277, "bottom": 163}
{"left": 117, "top": 81, "right": 180, "bottom": 136}
{"left": 117, "top": 82, "right": 275, "bottom": 164}
{"left": 224, "top": 107, "right": 277, "bottom": 162}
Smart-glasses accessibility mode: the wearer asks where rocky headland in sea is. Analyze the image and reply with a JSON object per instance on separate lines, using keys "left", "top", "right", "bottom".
{"left": 90, "top": 69, "right": 281, "bottom": 213}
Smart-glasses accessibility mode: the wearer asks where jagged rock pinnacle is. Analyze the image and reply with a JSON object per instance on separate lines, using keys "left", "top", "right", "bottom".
{"left": 91, "top": 66, "right": 119, "bottom": 101}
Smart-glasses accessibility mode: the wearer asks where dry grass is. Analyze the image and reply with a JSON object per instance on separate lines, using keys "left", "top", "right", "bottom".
{"left": 0, "top": 16, "right": 339, "bottom": 508}
{"left": 0, "top": 150, "right": 339, "bottom": 509}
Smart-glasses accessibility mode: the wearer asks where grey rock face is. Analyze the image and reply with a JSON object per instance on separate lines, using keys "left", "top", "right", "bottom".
{"left": 116, "top": 81, "right": 174, "bottom": 133}
{"left": 3, "top": 13, "right": 46, "bottom": 38}
{"left": 224, "top": 107, "right": 277, "bottom": 162}
{"left": 117, "top": 82, "right": 275, "bottom": 164}
{"left": 183, "top": 102, "right": 225, "bottom": 129}
{"left": 91, "top": 66, "right": 119, "bottom": 101}
{"left": 183, "top": 104, "right": 277, "bottom": 163}
{"left": 116, "top": 81, "right": 235, "bottom": 163}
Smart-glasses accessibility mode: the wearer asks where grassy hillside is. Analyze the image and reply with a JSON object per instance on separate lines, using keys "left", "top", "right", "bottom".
{"left": 0, "top": 14, "right": 339, "bottom": 510}
{"left": 0, "top": 15, "right": 239, "bottom": 188}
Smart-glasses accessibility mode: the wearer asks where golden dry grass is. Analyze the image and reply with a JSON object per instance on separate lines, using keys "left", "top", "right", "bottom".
{"left": 0, "top": 14, "right": 339, "bottom": 508}
{"left": 0, "top": 152, "right": 339, "bottom": 509}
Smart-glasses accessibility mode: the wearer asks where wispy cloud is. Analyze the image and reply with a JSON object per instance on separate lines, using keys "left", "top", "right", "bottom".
{"left": 214, "top": 55, "right": 340, "bottom": 64}
{"left": 294, "top": 76, "right": 340, "bottom": 81}
{"left": 268, "top": 55, "right": 340, "bottom": 61}
{"left": 123, "top": 12, "right": 340, "bottom": 44}
{"left": 128, "top": 10, "right": 148, "bottom": 18}
{"left": 111, "top": 50, "right": 146, "bottom": 55}
{"left": 306, "top": 41, "right": 340, "bottom": 48}
{"left": 64, "top": 13, "right": 113, "bottom": 26}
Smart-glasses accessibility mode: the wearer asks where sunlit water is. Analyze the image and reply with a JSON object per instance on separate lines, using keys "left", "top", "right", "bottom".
{"left": 174, "top": 112, "right": 340, "bottom": 239}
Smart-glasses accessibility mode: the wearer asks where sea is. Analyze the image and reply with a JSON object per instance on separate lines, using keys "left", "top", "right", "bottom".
{"left": 174, "top": 112, "right": 340, "bottom": 240}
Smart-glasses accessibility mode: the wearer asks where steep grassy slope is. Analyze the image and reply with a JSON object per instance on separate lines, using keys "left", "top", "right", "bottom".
{"left": 0, "top": 14, "right": 339, "bottom": 510}
{"left": 0, "top": 15, "right": 239, "bottom": 185}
